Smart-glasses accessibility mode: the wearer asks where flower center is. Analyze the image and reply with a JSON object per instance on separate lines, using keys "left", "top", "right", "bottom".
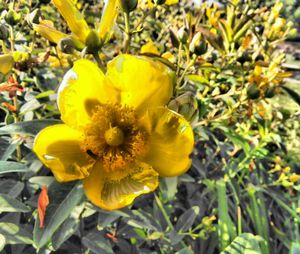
{"left": 104, "top": 127, "right": 124, "bottom": 146}
{"left": 81, "top": 104, "right": 148, "bottom": 172}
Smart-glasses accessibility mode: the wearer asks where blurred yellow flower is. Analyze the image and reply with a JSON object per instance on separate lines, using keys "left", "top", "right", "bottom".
{"left": 140, "top": 41, "right": 160, "bottom": 55}
{"left": 0, "top": 54, "right": 14, "bottom": 75}
{"left": 33, "top": 0, "right": 119, "bottom": 45}
{"left": 33, "top": 54, "right": 194, "bottom": 210}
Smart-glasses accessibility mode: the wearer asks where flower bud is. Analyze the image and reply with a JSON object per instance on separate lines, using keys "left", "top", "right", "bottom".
{"left": 85, "top": 30, "right": 102, "bottom": 53}
{"left": 264, "top": 85, "right": 276, "bottom": 98}
{"left": 4, "top": 10, "right": 21, "bottom": 26}
{"left": 168, "top": 92, "right": 198, "bottom": 122}
{"left": 58, "top": 37, "right": 76, "bottom": 54}
{"left": 247, "top": 84, "right": 260, "bottom": 100}
{"left": 0, "top": 23, "right": 9, "bottom": 40}
{"left": 26, "top": 9, "right": 41, "bottom": 25}
{"left": 177, "top": 27, "right": 189, "bottom": 44}
{"left": 0, "top": 54, "right": 14, "bottom": 75}
{"left": 189, "top": 32, "right": 208, "bottom": 55}
{"left": 119, "top": 0, "right": 138, "bottom": 13}
{"left": 237, "top": 51, "right": 252, "bottom": 64}
{"left": 154, "top": 0, "right": 166, "bottom": 5}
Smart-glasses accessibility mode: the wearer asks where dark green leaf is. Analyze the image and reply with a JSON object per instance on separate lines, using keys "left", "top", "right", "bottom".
{"left": 0, "top": 223, "right": 33, "bottom": 245}
{"left": 33, "top": 181, "right": 84, "bottom": 249}
{"left": 175, "top": 206, "right": 200, "bottom": 233}
{"left": 220, "top": 233, "right": 264, "bottom": 254}
{"left": 82, "top": 232, "right": 113, "bottom": 254}
{"left": 0, "top": 119, "right": 61, "bottom": 136}
{"left": 52, "top": 218, "right": 79, "bottom": 250}
{"left": 282, "top": 86, "right": 300, "bottom": 106}
{"left": 0, "top": 161, "right": 29, "bottom": 174}
{"left": 0, "top": 194, "right": 30, "bottom": 213}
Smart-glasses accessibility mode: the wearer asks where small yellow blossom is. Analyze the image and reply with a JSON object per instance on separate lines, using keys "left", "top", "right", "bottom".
{"left": 0, "top": 54, "right": 14, "bottom": 75}
{"left": 33, "top": 55, "right": 194, "bottom": 210}
{"left": 140, "top": 41, "right": 160, "bottom": 55}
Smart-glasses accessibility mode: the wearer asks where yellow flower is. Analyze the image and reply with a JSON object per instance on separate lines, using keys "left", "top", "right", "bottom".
{"left": 140, "top": 41, "right": 160, "bottom": 55}
{"left": 33, "top": 0, "right": 118, "bottom": 45}
{"left": 33, "top": 55, "right": 194, "bottom": 210}
{"left": 0, "top": 54, "right": 14, "bottom": 75}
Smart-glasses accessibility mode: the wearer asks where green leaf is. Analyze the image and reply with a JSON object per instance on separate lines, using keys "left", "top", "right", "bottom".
{"left": 0, "top": 222, "right": 33, "bottom": 245}
{"left": 0, "top": 140, "right": 19, "bottom": 161}
{"left": 0, "top": 161, "right": 29, "bottom": 174}
{"left": 29, "top": 176, "right": 55, "bottom": 187}
{"left": 82, "top": 232, "right": 113, "bottom": 254}
{"left": 98, "top": 209, "right": 130, "bottom": 230}
{"left": 0, "top": 194, "right": 30, "bottom": 213}
{"left": 217, "top": 180, "right": 236, "bottom": 251}
{"left": 290, "top": 242, "right": 300, "bottom": 254}
{"left": 0, "top": 234, "right": 5, "bottom": 252}
{"left": 175, "top": 206, "right": 200, "bottom": 233}
{"left": 186, "top": 75, "right": 210, "bottom": 85}
{"left": 220, "top": 233, "right": 264, "bottom": 254}
{"left": 52, "top": 218, "right": 79, "bottom": 250}
{"left": 33, "top": 181, "right": 84, "bottom": 249}
{"left": 282, "top": 86, "right": 300, "bottom": 106}
{"left": 0, "top": 119, "right": 61, "bottom": 136}
{"left": 160, "top": 177, "right": 178, "bottom": 201}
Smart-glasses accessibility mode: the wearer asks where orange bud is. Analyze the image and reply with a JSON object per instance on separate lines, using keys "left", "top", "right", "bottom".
{"left": 1, "top": 102, "right": 17, "bottom": 112}
{"left": 38, "top": 186, "right": 49, "bottom": 228}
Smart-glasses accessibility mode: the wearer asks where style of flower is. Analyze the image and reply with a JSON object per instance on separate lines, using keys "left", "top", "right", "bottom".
{"left": 33, "top": 54, "right": 194, "bottom": 210}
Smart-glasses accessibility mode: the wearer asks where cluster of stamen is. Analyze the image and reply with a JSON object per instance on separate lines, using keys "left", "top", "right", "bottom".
{"left": 81, "top": 104, "right": 148, "bottom": 172}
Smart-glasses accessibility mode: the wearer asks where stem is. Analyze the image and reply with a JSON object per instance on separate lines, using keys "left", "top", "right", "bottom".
{"left": 12, "top": 96, "right": 21, "bottom": 162}
{"left": 177, "top": 56, "right": 196, "bottom": 89}
{"left": 9, "top": 26, "right": 15, "bottom": 52}
{"left": 123, "top": 12, "right": 131, "bottom": 53}
{"left": 176, "top": 43, "right": 183, "bottom": 77}
{"left": 154, "top": 194, "right": 188, "bottom": 249}
{"left": 92, "top": 52, "right": 105, "bottom": 72}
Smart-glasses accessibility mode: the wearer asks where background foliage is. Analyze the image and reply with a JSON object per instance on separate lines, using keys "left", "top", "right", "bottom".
{"left": 0, "top": 0, "right": 300, "bottom": 253}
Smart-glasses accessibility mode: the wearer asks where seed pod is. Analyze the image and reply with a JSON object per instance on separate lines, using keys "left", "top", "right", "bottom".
{"left": 155, "top": 0, "right": 166, "bottom": 5}
{"left": 177, "top": 27, "right": 189, "bottom": 44}
{"left": 264, "top": 85, "right": 276, "bottom": 98}
{"left": 237, "top": 51, "right": 252, "bottom": 64}
{"left": 26, "top": 9, "right": 41, "bottom": 25}
{"left": 4, "top": 10, "right": 21, "bottom": 26}
{"left": 119, "top": 0, "right": 138, "bottom": 13}
{"left": 58, "top": 37, "right": 76, "bottom": 54}
{"left": 189, "top": 32, "right": 208, "bottom": 55}
{"left": 168, "top": 92, "right": 198, "bottom": 122}
{"left": 0, "top": 23, "right": 9, "bottom": 40}
{"left": 247, "top": 84, "right": 260, "bottom": 99}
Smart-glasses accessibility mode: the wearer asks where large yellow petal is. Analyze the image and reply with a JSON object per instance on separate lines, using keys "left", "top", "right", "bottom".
{"left": 141, "top": 107, "right": 194, "bottom": 177}
{"left": 98, "top": 0, "right": 119, "bottom": 40}
{"left": 52, "top": 0, "right": 90, "bottom": 43}
{"left": 57, "top": 59, "right": 119, "bottom": 129}
{"left": 33, "top": 124, "right": 95, "bottom": 182}
{"left": 33, "top": 20, "right": 67, "bottom": 44}
{"left": 83, "top": 161, "right": 159, "bottom": 210}
{"left": 106, "top": 54, "right": 174, "bottom": 115}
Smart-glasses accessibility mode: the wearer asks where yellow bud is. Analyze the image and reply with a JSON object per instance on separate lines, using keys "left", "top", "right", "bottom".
{"left": 290, "top": 174, "right": 300, "bottom": 183}
{"left": 0, "top": 54, "right": 14, "bottom": 75}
